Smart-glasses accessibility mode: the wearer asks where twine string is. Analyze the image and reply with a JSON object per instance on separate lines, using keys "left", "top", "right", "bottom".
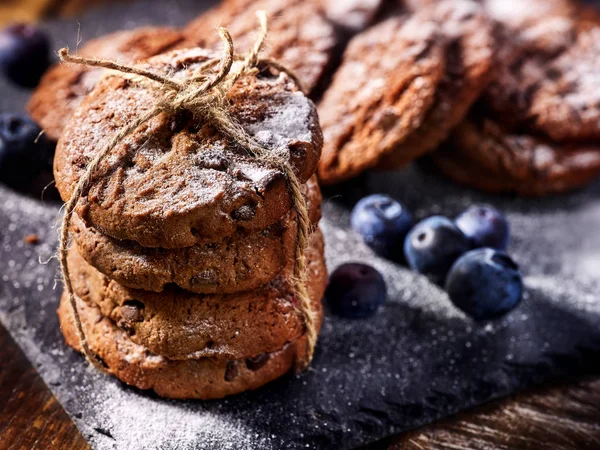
{"left": 57, "top": 11, "right": 317, "bottom": 372}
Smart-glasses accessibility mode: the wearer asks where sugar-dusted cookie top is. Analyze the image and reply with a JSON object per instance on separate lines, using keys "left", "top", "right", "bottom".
{"left": 481, "top": 0, "right": 600, "bottom": 142}
{"left": 183, "top": 0, "right": 338, "bottom": 95}
{"left": 481, "top": 0, "right": 576, "bottom": 31}
{"left": 320, "top": 0, "right": 384, "bottom": 33}
{"left": 518, "top": 19, "right": 600, "bottom": 142}
{"left": 317, "top": 11, "right": 446, "bottom": 184}
{"left": 27, "top": 27, "right": 184, "bottom": 141}
{"left": 54, "top": 47, "right": 322, "bottom": 248}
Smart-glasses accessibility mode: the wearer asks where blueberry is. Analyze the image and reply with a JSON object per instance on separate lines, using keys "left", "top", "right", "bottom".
{"left": 456, "top": 205, "right": 510, "bottom": 250}
{"left": 0, "top": 23, "right": 51, "bottom": 88}
{"left": 326, "top": 263, "right": 386, "bottom": 319}
{"left": 0, "top": 113, "right": 54, "bottom": 188}
{"left": 350, "top": 194, "right": 413, "bottom": 257}
{"left": 445, "top": 248, "right": 523, "bottom": 320}
{"left": 404, "top": 216, "right": 471, "bottom": 283}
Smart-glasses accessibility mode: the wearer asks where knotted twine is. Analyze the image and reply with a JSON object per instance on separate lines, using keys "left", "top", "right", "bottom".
{"left": 57, "top": 11, "right": 318, "bottom": 373}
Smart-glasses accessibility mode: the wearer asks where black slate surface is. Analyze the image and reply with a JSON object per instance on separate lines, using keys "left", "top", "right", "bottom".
{"left": 1, "top": 1, "right": 600, "bottom": 449}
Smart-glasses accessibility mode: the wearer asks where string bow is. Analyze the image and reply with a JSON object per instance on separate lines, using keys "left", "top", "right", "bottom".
{"left": 58, "top": 11, "right": 317, "bottom": 373}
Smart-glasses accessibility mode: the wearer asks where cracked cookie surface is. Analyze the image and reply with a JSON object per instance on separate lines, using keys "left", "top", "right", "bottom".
{"left": 54, "top": 47, "right": 323, "bottom": 248}
{"left": 480, "top": 0, "right": 600, "bottom": 142}
{"left": 317, "top": 11, "right": 446, "bottom": 184}
{"left": 375, "top": 0, "right": 496, "bottom": 168}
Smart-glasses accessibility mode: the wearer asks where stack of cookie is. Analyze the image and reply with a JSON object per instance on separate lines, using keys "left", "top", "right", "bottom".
{"left": 54, "top": 47, "right": 327, "bottom": 399}
{"left": 431, "top": 0, "right": 600, "bottom": 196}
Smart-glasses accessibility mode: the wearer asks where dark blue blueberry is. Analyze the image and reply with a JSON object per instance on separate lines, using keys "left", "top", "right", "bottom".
{"left": 0, "top": 23, "right": 51, "bottom": 88}
{"left": 404, "top": 216, "right": 471, "bottom": 283}
{"left": 350, "top": 194, "right": 413, "bottom": 257}
{"left": 445, "top": 248, "right": 523, "bottom": 320}
{"left": 0, "top": 113, "right": 54, "bottom": 188}
{"left": 326, "top": 263, "right": 386, "bottom": 319}
{"left": 455, "top": 204, "right": 510, "bottom": 250}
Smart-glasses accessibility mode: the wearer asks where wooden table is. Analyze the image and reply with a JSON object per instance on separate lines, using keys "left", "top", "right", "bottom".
{"left": 1, "top": 1, "right": 599, "bottom": 449}
{"left": 0, "top": 0, "right": 114, "bottom": 26}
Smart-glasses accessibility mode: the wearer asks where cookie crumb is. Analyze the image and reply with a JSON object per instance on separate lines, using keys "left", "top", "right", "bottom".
{"left": 24, "top": 234, "right": 39, "bottom": 245}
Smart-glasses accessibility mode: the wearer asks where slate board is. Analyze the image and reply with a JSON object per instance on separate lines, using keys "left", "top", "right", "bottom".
{"left": 1, "top": 1, "right": 600, "bottom": 449}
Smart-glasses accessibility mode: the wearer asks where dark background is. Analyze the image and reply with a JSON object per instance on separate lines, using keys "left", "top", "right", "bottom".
{"left": 1, "top": 1, "right": 600, "bottom": 449}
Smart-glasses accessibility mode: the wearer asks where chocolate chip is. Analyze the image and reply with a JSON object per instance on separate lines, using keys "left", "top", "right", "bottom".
{"left": 377, "top": 110, "right": 398, "bottom": 131}
{"left": 230, "top": 203, "right": 256, "bottom": 221}
{"left": 288, "top": 141, "right": 308, "bottom": 163}
{"left": 255, "top": 63, "right": 278, "bottom": 80}
{"left": 121, "top": 300, "right": 144, "bottom": 324}
{"left": 195, "top": 152, "right": 229, "bottom": 171}
{"left": 190, "top": 270, "right": 218, "bottom": 286}
{"left": 246, "top": 353, "right": 270, "bottom": 371}
{"left": 224, "top": 361, "right": 239, "bottom": 382}
{"left": 169, "top": 110, "right": 193, "bottom": 132}
{"left": 23, "top": 234, "right": 39, "bottom": 245}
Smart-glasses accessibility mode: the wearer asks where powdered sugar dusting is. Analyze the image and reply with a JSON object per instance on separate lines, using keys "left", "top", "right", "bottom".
{"left": 323, "top": 0, "right": 381, "bottom": 32}
{"left": 86, "top": 383, "right": 265, "bottom": 450}
{"left": 483, "top": 0, "right": 574, "bottom": 29}
{"left": 245, "top": 87, "right": 314, "bottom": 151}
{"left": 538, "top": 27, "right": 600, "bottom": 121}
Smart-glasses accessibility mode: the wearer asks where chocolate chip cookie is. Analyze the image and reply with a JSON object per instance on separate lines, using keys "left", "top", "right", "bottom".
{"left": 66, "top": 228, "right": 326, "bottom": 360}
{"left": 27, "top": 27, "right": 184, "bottom": 141}
{"left": 317, "top": 11, "right": 447, "bottom": 184}
{"left": 518, "top": 20, "right": 600, "bottom": 142}
{"left": 431, "top": 117, "right": 600, "bottom": 196}
{"left": 71, "top": 175, "right": 321, "bottom": 294}
{"left": 480, "top": 0, "right": 600, "bottom": 142}
{"left": 183, "top": 0, "right": 338, "bottom": 95}
{"left": 375, "top": 0, "right": 496, "bottom": 169}
{"left": 59, "top": 293, "right": 321, "bottom": 399}
{"left": 54, "top": 47, "right": 323, "bottom": 248}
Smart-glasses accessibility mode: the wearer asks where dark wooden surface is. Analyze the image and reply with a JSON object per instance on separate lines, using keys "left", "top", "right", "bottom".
{"left": 0, "top": 325, "right": 90, "bottom": 450}
{"left": 0, "top": 0, "right": 119, "bottom": 26}
{"left": 391, "top": 378, "right": 600, "bottom": 450}
{"left": 0, "top": 1, "right": 600, "bottom": 449}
